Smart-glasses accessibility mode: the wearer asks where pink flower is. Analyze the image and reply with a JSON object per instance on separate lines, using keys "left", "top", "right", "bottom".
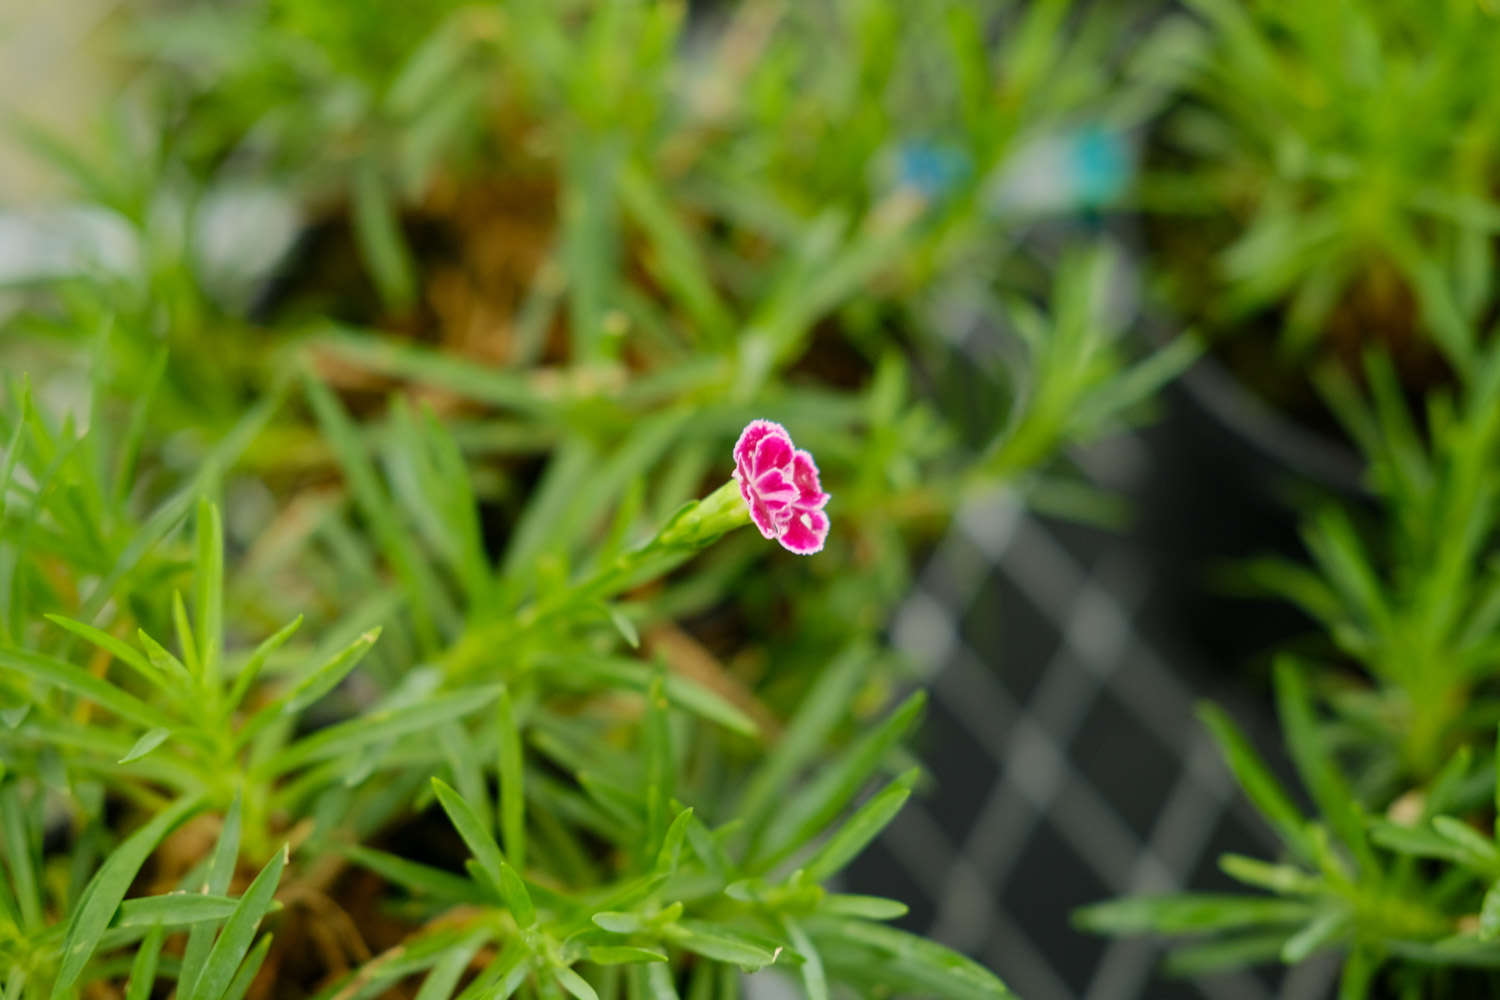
{"left": 733, "top": 420, "right": 830, "bottom": 555}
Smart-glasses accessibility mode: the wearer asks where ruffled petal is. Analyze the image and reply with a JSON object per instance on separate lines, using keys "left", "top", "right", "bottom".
{"left": 754, "top": 468, "right": 798, "bottom": 505}
{"left": 762, "top": 498, "right": 794, "bottom": 518}
{"left": 748, "top": 494, "right": 781, "bottom": 540}
{"left": 790, "top": 449, "right": 829, "bottom": 509}
{"left": 734, "top": 420, "right": 784, "bottom": 480}
{"left": 753, "top": 432, "right": 794, "bottom": 476}
{"left": 778, "top": 509, "right": 829, "bottom": 555}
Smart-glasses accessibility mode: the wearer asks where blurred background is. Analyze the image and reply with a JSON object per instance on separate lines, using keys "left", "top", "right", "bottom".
{"left": 6, "top": 1, "right": 1498, "bottom": 998}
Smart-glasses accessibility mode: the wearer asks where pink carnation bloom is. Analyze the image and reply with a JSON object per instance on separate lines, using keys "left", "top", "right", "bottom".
{"left": 733, "top": 420, "right": 830, "bottom": 555}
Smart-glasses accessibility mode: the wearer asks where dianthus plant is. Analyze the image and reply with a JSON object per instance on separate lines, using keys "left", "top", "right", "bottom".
{"left": 0, "top": 375, "right": 1014, "bottom": 1000}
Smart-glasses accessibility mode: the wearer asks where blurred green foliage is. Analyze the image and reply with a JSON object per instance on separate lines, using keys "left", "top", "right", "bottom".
{"left": 1082, "top": 4, "right": 1500, "bottom": 974}
{"left": 1140, "top": 0, "right": 1500, "bottom": 369}
{"left": 1081, "top": 335, "right": 1500, "bottom": 993}
{"left": 1068, "top": 1, "right": 1500, "bottom": 994}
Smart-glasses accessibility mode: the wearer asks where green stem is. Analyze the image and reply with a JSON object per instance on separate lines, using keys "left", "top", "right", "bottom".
{"left": 443, "top": 480, "right": 750, "bottom": 677}
{"left": 1404, "top": 680, "right": 1466, "bottom": 779}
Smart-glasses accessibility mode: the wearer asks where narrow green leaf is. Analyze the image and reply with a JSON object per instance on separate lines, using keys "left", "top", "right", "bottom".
{"left": 0, "top": 376, "right": 30, "bottom": 522}
{"left": 555, "top": 658, "right": 757, "bottom": 737}
{"left": 43, "top": 614, "right": 159, "bottom": 689}
{"left": 1198, "top": 703, "right": 1312, "bottom": 860}
{"left": 682, "top": 812, "right": 730, "bottom": 880}
{"left": 195, "top": 499, "right": 224, "bottom": 689}
{"left": 115, "top": 892, "right": 241, "bottom": 927}
{"left": 498, "top": 437, "right": 595, "bottom": 577}
{"left": 756, "top": 691, "right": 925, "bottom": 866}
{"left": 1494, "top": 723, "right": 1500, "bottom": 841}
{"left": 593, "top": 911, "right": 647, "bottom": 934}
{"left": 1074, "top": 893, "right": 1314, "bottom": 935}
{"left": 7, "top": 116, "right": 133, "bottom": 214}
{"left": 663, "top": 676, "right": 756, "bottom": 738}
{"left": 125, "top": 924, "right": 165, "bottom": 1000}
{"left": 303, "top": 371, "right": 450, "bottom": 649}
{"left": 352, "top": 161, "right": 417, "bottom": 312}
{"left": 1480, "top": 881, "right": 1500, "bottom": 940}
{"left": 438, "top": 720, "right": 491, "bottom": 826}
{"left": 82, "top": 382, "right": 281, "bottom": 621}
{"left": 498, "top": 861, "right": 536, "bottom": 927}
{"left": 0, "top": 782, "right": 41, "bottom": 931}
{"left": 110, "top": 347, "right": 167, "bottom": 508}
{"left": 384, "top": 398, "right": 490, "bottom": 608}
{"left": 554, "top": 965, "right": 600, "bottom": 1000}
{"left": 1274, "top": 658, "right": 1370, "bottom": 870}
{"left": 270, "top": 628, "right": 380, "bottom": 718}
{"left": 654, "top": 807, "right": 693, "bottom": 874}
{"left": 617, "top": 161, "right": 732, "bottom": 343}
{"left": 137, "top": 629, "right": 195, "bottom": 690}
{"left": 595, "top": 476, "right": 644, "bottom": 572}
{"left": 588, "top": 946, "right": 668, "bottom": 966}
{"left": 802, "top": 771, "right": 916, "bottom": 883}
{"left": 1424, "top": 745, "right": 1473, "bottom": 821}
{"left": 1280, "top": 910, "right": 1348, "bottom": 963}
{"left": 644, "top": 964, "right": 681, "bottom": 1000}
{"left": 559, "top": 139, "right": 620, "bottom": 359}
{"left": 221, "top": 933, "right": 274, "bottom": 1000}
{"left": 1163, "top": 932, "right": 1290, "bottom": 978}
{"left": 821, "top": 895, "right": 909, "bottom": 921}
{"left": 1338, "top": 945, "right": 1379, "bottom": 1000}
{"left": 305, "top": 926, "right": 480, "bottom": 1000}
{"left": 454, "top": 940, "right": 531, "bottom": 1000}
{"left": 812, "top": 918, "right": 1015, "bottom": 999}
{"left": 1370, "top": 821, "right": 1470, "bottom": 865}
{"left": 343, "top": 845, "right": 488, "bottom": 904}
{"left": 497, "top": 687, "right": 526, "bottom": 871}
{"left": 173, "top": 590, "right": 203, "bottom": 679}
{"left": 663, "top": 921, "right": 778, "bottom": 971}
{"left": 1073, "top": 335, "right": 1204, "bottom": 434}
{"left": 54, "top": 794, "right": 205, "bottom": 993}
{"left": 784, "top": 917, "right": 829, "bottom": 1000}
{"left": 1432, "top": 815, "right": 1500, "bottom": 866}
{"left": 312, "top": 331, "right": 549, "bottom": 415}
{"left": 179, "top": 793, "right": 243, "bottom": 998}
{"left": 225, "top": 615, "right": 303, "bottom": 713}
{"left": 187, "top": 844, "right": 287, "bottom": 1000}
{"left": 1302, "top": 511, "right": 1391, "bottom": 641}
{"left": 432, "top": 777, "right": 509, "bottom": 897}
{"left": 738, "top": 645, "right": 867, "bottom": 833}
{"left": 0, "top": 645, "right": 178, "bottom": 734}
{"left": 118, "top": 727, "right": 171, "bottom": 764}
{"left": 413, "top": 930, "right": 490, "bottom": 1000}
{"left": 606, "top": 605, "right": 639, "bottom": 649}
{"left": 268, "top": 686, "right": 500, "bottom": 772}
{"left": 644, "top": 675, "right": 673, "bottom": 856}
{"left": 1218, "top": 855, "right": 1320, "bottom": 895}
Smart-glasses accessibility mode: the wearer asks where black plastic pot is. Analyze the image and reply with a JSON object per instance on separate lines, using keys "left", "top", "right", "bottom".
{"left": 1169, "top": 331, "right": 1365, "bottom": 497}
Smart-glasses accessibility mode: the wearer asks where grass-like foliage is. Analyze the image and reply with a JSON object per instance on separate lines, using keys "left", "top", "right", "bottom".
{"left": 1141, "top": 0, "right": 1500, "bottom": 363}
{"left": 1079, "top": 332, "right": 1500, "bottom": 994}
{"left": 1076, "top": 5, "right": 1500, "bottom": 989}
{"left": 1, "top": 378, "right": 1014, "bottom": 999}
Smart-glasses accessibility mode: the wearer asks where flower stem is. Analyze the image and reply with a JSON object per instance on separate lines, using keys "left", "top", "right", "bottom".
{"left": 444, "top": 480, "right": 749, "bottom": 677}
